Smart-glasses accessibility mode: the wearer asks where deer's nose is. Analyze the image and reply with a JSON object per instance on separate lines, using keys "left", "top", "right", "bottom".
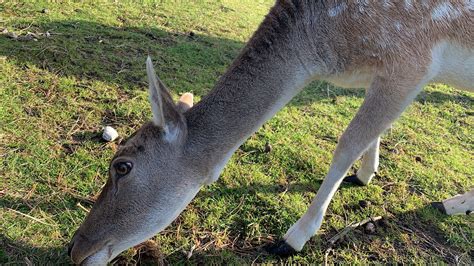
{"left": 68, "top": 233, "right": 93, "bottom": 264}
{"left": 68, "top": 232, "right": 112, "bottom": 265}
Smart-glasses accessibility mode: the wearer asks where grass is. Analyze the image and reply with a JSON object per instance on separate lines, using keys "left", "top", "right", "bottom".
{"left": 0, "top": 1, "right": 473, "bottom": 264}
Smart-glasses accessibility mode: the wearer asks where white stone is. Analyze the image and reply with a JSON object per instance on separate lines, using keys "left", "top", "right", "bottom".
{"left": 102, "top": 126, "right": 119, "bottom": 142}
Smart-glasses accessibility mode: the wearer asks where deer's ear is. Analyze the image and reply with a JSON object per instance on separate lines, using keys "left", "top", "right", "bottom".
{"left": 176, "top": 93, "right": 194, "bottom": 113}
{"left": 146, "top": 57, "right": 182, "bottom": 131}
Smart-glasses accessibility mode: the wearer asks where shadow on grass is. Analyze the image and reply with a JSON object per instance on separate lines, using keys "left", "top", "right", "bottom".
{"left": 2, "top": 199, "right": 469, "bottom": 264}
{"left": 1, "top": 20, "right": 471, "bottom": 109}
{"left": 0, "top": 20, "right": 242, "bottom": 97}
{"left": 2, "top": 179, "right": 471, "bottom": 264}
{"left": 316, "top": 205, "right": 472, "bottom": 264}
{"left": 0, "top": 235, "right": 68, "bottom": 264}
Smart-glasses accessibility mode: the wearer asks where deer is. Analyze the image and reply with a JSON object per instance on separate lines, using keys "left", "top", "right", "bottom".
{"left": 68, "top": 0, "right": 473, "bottom": 264}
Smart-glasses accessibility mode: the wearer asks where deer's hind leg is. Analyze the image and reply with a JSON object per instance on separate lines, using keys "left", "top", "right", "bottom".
{"left": 432, "top": 188, "right": 474, "bottom": 215}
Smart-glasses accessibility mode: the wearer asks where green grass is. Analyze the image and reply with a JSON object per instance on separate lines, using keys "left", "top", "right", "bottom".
{"left": 1, "top": 1, "right": 473, "bottom": 264}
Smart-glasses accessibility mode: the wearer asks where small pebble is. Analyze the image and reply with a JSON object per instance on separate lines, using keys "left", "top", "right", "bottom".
{"left": 364, "top": 222, "right": 376, "bottom": 234}
{"left": 102, "top": 126, "right": 119, "bottom": 142}
{"left": 41, "top": 8, "right": 49, "bottom": 13}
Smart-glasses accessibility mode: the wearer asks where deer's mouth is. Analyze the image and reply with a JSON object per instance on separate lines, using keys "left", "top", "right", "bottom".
{"left": 80, "top": 246, "right": 113, "bottom": 266}
{"left": 68, "top": 236, "right": 113, "bottom": 265}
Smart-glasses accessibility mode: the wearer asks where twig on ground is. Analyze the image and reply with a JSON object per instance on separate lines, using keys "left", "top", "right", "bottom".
{"left": 76, "top": 202, "right": 90, "bottom": 213}
{"left": 6, "top": 208, "right": 57, "bottom": 226}
{"left": 65, "top": 190, "right": 95, "bottom": 204}
{"left": 323, "top": 216, "right": 382, "bottom": 264}
{"left": 24, "top": 257, "right": 33, "bottom": 266}
{"left": 228, "top": 195, "right": 246, "bottom": 216}
{"left": 328, "top": 216, "right": 383, "bottom": 246}
{"left": 185, "top": 244, "right": 196, "bottom": 259}
{"left": 395, "top": 221, "right": 460, "bottom": 264}
{"left": 251, "top": 254, "right": 261, "bottom": 265}
{"left": 323, "top": 247, "right": 333, "bottom": 266}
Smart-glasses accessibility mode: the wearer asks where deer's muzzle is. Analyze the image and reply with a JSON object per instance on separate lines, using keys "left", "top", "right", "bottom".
{"left": 68, "top": 232, "right": 112, "bottom": 265}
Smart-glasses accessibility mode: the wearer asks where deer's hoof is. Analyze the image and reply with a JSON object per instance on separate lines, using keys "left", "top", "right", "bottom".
{"left": 343, "top": 174, "right": 366, "bottom": 186}
{"left": 431, "top": 201, "right": 447, "bottom": 214}
{"left": 265, "top": 239, "right": 297, "bottom": 257}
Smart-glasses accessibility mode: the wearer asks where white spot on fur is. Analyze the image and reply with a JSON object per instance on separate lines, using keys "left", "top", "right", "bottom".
{"left": 404, "top": 0, "right": 413, "bottom": 10}
{"left": 431, "top": 2, "right": 462, "bottom": 21}
{"left": 383, "top": 0, "right": 392, "bottom": 9}
{"left": 465, "top": 0, "right": 474, "bottom": 11}
{"left": 394, "top": 21, "right": 402, "bottom": 31}
{"left": 357, "top": 0, "right": 369, "bottom": 12}
{"left": 359, "top": 35, "right": 369, "bottom": 44}
{"left": 328, "top": 3, "right": 347, "bottom": 17}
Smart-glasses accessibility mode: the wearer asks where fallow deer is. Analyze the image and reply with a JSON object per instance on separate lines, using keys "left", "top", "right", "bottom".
{"left": 69, "top": 0, "right": 473, "bottom": 264}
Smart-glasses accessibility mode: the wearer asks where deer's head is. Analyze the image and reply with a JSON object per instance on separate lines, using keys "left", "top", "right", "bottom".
{"left": 68, "top": 58, "right": 202, "bottom": 265}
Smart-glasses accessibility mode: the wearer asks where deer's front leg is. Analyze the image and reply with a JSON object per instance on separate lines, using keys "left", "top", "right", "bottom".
{"left": 344, "top": 136, "right": 380, "bottom": 186}
{"left": 267, "top": 75, "right": 424, "bottom": 255}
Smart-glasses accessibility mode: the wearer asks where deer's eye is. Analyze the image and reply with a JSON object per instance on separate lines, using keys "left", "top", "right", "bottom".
{"left": 114, "top": 161, "right": 133, "bottom": 176}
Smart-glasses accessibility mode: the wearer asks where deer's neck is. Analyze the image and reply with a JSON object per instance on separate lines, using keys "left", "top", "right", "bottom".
{"left": 184, "top": 6, "right": 319, "bottom": 183}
